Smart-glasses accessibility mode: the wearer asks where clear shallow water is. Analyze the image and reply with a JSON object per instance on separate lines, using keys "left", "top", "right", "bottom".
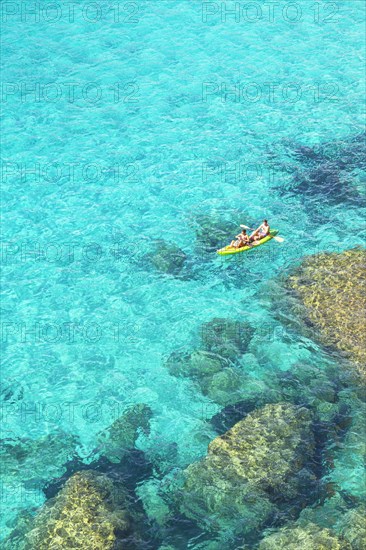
{"left": 1, "top": 0, "right": 365, "bottom": 545}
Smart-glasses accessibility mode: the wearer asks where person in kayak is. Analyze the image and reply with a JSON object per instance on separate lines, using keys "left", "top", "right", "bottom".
{"left": 231, "top": 229, "right": 251, "bottom": 249}
{"left": 250, "top": 220, "right": 270, "bottom": 242}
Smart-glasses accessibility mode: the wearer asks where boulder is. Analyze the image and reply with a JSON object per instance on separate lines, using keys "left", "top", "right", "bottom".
{"left": 194, "top": 215, "right": 239, "bottom": 254}
{"left": 166, "top": 350, "right": 226, "bottom": 379}
{"left": 8, "top": 471, "right": 130, "bottom": 550}
{"left": 337, "top": 507, "right": 366, "bottom": 550}
{"left": 2, "top": 510, "right": 34, "bottom": 549}
{"left": 202, "top": 367, "right": 245, "bottom": 405}
{"left": 165, "top": 350, "right": 246, "bottom": 406}
{"left": 282, "top": 249, "right": 366, "bottom": 381}
{"left": 149, "top": 240, "right": 187, "bottom": 276}
{"left": 297, "top": 493, "right": 351, "bottom": 532}
{"left": 180, "top": 403, "right": 316, "bottom": 535}
{"left": 97, "top": 404, "right": 152, "bottom": 463}
{"left": 276, "top": 362, "right": 341, "bottom": 424}
{"left": 200, "top": 318, "right": 254, "bottom": 360}
{"left": 285, "top": 132, "right": 366, "bottom": 206}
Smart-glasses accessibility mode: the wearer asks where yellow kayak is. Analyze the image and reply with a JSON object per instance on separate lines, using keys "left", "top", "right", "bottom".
{"left": 217, "top": 230, "right": 279, "bottom": 256}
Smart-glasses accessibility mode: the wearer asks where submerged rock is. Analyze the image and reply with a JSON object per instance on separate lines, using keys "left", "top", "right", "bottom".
{"left": 328, "top": 400, "right": 366, "bottom": 500}
{"left": 1, "top": 431, "right": 78, "bottom": 482}
{"left": 194, "top": 215, "right": 240, "bottom": 254}
{"left": 258, "top": 523, "right": 351, "bottom": 549}
{"left": 165, "top": 318, "right": 255, "bottom": 405}
{"left": 292, "top": 163, "right": 352, "bottom": 204}
{"left": 277, "top": 362, "right": 337, "bottom": 402}
{"left": 149, "top": 240, "right": 187, "bottom": 276}
{"left": 44, "top": 447, "right": 154, "bottom": 501}
{"left": 275, "top": 362, "right": 341, "bottom": 424}
{"left": 165, "top": 349, "right": 246, "bottom": 405}
{"left": 166, "top": 350, "right": 227, "bottom": 379}
{"left": 293, "top": 145, "right": 323, "bottom": 161}
{"left": 337, "top": 506, "right": 366, "bottom": 549}
{"left": 2, "top": 510, "right": 34, "bottom": 550}
{"left": 281, "top": 132, "right": 366, "bottom": 207}
{"left": 297, "top": 493, "right": 351, "bottom": 532}
{"left": 200, "top": 318, "right": 254, "bottom": 359}
{"left": 0, "top": 377, "right": 24, "bottom": 403}
{"left": 283, "top": 249, "right": 366, "bottom": 381}
{"left": 97, "top": 403, "right": 152, "bottom": 463}
{"left": 179, "top": 403, "right": 316, "bottom": 535}
{"left": 209, "top": 392, "right": 276, "bottom": 434}
{"left": 25, "top": 471, "right": 130, "bottom": 549}
{"left": 201, "top": 367, "right": 245, "bottom": 404}
{"left": 294, "top": 133, "right": 366, "bottom": 172}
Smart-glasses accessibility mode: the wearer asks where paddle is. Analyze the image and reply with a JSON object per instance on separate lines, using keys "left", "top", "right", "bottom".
{"left": 240, "top": 224, "right": 285, "bottom": 243}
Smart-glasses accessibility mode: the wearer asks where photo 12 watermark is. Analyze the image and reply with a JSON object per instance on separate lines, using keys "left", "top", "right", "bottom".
{"left": 1, "top": 318, "right": 145, "bottom": 344}
{"left": 201, "top": 2, "right": 340, "bottom": 25}
{"left": 1, "top": 2, "right": 142, "bottom": 24}
{"left": 201, "top": 160, "right": 278, "bottom": 185}
{"left": 202, "top": 81, "right": 340, "bottom": 104}
{"left": 1, "top": 240, "right": 131, "bottom": 264}
{"left": 0, "top": 399, "right": 134, "bottom": 425}
{"left": 1, "top": 161, "right": 140, "bottom": 185}
{"left": 0, "top": 480, "right": 45, "bottom": 506}
{"left": 1, "top": 81, "right": 140, "bottom": 105}
{"left": 1, "top": 320, "right": 124, "bottom": 344}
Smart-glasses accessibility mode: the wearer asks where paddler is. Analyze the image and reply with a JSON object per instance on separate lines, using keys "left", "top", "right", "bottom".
{"left": 230, "top": 229, "right": 251, "bottom": 249}
{"left": 250, "top": 220, "right": 270, "bottom": 242}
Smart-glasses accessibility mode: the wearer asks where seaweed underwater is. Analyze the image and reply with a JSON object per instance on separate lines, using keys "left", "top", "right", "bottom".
{"left": 271, "top": 132, "right": 366, "bottom": 220}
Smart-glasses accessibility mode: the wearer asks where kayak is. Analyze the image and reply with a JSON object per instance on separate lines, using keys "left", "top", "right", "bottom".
{"left": 217, "top": 230, "right": 279, "bottom": 256}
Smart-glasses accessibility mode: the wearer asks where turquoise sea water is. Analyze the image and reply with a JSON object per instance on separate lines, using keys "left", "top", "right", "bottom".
{"left": 1, "top": 0, "right": 365, "bottom": 546}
